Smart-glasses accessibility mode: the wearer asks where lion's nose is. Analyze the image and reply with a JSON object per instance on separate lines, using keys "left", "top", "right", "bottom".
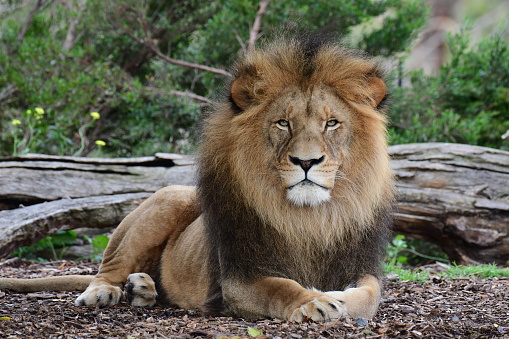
{"left": 289, "top": 155, "right": 325, "bottom": 172}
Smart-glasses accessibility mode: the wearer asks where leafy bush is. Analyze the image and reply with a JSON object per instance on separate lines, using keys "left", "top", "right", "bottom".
{"left": 11, "top": 230, "right": 78, "bottom": 261}
{"left": 0, "top": 11, "right": 129, "bottom": 156}
{"left": 389, "top": 28, "right": 509, "bottom": 150}
{"left": 0, "top": 0, "right": 427, "bottom": 157}
{"left": 386, "top": 235, "right": 449, "bottom": 267}
{"left": 11, "top": 231, "right": 109, "bottom": 262}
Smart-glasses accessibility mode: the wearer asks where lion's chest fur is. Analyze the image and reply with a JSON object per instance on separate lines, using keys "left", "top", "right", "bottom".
{"left": 203, "top": 198, "right": 387, "bottom": 293}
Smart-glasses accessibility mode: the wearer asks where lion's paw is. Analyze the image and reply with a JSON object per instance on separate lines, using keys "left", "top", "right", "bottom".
{"left": 75, "top": 284, "right": 123, "bottom": 308}
{"left": 289, "top": 295, "right": 347, "bottom": 322}
{"left": 124, "top": 273, "right": 157, "bottom": 307}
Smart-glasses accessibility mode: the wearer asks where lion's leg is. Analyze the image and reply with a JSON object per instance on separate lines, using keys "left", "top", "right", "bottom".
{"left": 222, "top": 274, "right": 381, "bottom": 322}
{"left": 222, "top": 277, "right": 344, "bottom": 321}
{"left": 75, "top": 185, "right": 200, "bottom": 308}
{"left": 158, "top": 216, "right": 211, "bottom": 310}
{"left": 324, "top": 274, "right": 382, "bottom": 319}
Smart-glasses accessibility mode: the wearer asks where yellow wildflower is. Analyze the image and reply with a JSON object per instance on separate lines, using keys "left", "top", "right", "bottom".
{"left": 90, "top": 112, "right": 101, "bottom": 120}
{"left": 25, "top": 109, "right": 32, "bottom": 115}
{"left": 95, "top": 140, "right": 106, "bottom": 147}
{"left": 11, "top": 119, "right": 22, "bottom": 126}
{"left": 34, "top": 107, "right": 45, "bottom": 115}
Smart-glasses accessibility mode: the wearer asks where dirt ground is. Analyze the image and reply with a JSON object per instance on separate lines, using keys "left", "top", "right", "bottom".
{"left": 0, "top": 259, "right": 508, "bottom": 338}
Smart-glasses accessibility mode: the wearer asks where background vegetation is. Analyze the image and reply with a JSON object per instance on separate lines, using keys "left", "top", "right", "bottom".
{"left": 389, "top": 29, "right": 509, "bottom": 147}
{"left": 0, "top": 0, "right": 425, "bottom": 157}
{"left": 1, "top": 1, "right": 507, "bottom": 157}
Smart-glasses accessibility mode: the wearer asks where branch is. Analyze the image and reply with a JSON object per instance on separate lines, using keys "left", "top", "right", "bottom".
{"left": 247, "top": 0, "right": 271, "bottom": 54}
{"left": 0, "top": 84, "right": 17, "bottom": 103}
{"left": 168, "top": 90, "right": 212, "bottom": 104}
{"left": 123, "top": 30, "right": 232, "bottom": 77}
{"left": 147, "top": 40, "right": 232, "bottom": 77}
{"left": 18, "top": 0, "right": 47, "bottom": 42}
{"left": 62, "top": 0, "right": 86, "bottom": 51}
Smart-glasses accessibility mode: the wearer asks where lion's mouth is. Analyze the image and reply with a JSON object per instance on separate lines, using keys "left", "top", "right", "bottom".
{"left": 286, "top": 180, "right": 331, "bottom": 207}
{"left": 288, "top": 179, "right": 328, "bottom": 190}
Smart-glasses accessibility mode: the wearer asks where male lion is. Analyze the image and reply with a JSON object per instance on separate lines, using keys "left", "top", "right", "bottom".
{"left": 0, "top": 33, "right": 394, "bottom": 322}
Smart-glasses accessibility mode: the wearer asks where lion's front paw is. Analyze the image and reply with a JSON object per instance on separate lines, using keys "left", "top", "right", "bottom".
{"left": 75, "top": 284, "right": 123, "bottom": 308}
{"left": 289, "top": 295, "right": 347, "bottom": 322}
{"left": 124, "top": 273, "right": 157, "bottom": 307}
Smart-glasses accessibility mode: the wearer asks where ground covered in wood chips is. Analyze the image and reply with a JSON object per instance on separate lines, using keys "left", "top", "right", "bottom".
{"left": 0, "top": 259, "right": 508, "bottom": 338}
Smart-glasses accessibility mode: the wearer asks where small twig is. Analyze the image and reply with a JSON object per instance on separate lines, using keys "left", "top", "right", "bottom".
{"left": 234, "top": 29, "right": 247, "bottom": 55}
{"left": 247, "top": 0, "right": 271, "bottom": 54}
{"left": 146, "top": 87, "right": 212, "bottom": 104}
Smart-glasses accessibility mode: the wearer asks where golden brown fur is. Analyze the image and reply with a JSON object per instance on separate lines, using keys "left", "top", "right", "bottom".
{"left": 0, "top": 32, "right": 394, "bottom": 322}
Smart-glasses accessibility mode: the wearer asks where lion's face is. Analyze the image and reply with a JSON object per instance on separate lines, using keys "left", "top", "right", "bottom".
{"left": 267, "top": 85, "right": 352, "bottom": 207}
{"left": 200, "top": 39, "right": 393, "bottom": 244}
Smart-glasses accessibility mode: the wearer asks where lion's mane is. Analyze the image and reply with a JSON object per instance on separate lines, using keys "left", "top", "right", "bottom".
{"left": 198, "top": 32, "right": 394, "bottom": 313}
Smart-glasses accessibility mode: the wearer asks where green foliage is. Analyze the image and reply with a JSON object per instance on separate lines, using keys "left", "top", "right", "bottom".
{"left": 85, "top": 234, "right": 110, "bottom": 262}
{"left": 385, "top": 235, "right": 509, "bottom": 281}
{"left": 0, "top": 9, "right": 129, "bottom": 156}
{"left": 12, "top": 230, "right": 77, "bottom": 262}
{"left": 386, "top": 235, "right": 449, "bottom": 267}
{"left": 0, "top": 0, "right": 427, "bottom": 157}
{"left": 390, "top": 28, "right": 509, "bottom": 150}
{"left": 358, "top": 0, "right": 428, "bottom": 57}
{"left": 12, "top": 231, "right": 109, "bottom": 262}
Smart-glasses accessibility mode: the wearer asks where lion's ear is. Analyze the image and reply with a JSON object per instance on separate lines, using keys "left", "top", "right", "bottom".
{"left": 231, "top": 76, "right": 253, "bottom": 110}
{"left": 367, "top": 77, "right": 386, "bottom": 107}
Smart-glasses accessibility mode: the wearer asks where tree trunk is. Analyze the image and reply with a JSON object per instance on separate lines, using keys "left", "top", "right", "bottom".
{"left": 1, "top": 144, "right": 508, "bottom": 266}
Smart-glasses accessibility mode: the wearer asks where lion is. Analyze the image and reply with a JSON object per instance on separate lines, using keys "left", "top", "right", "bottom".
{"left": 0, "top": 32, "right": 394, "bottom": 322}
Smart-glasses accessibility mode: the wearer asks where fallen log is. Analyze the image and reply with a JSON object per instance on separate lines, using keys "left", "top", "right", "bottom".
{"left": 1, "top": 144, "right": 508, "bottom": 265}
{"left": 390, "top": 143, "right": 509, "bottom": 266}
{"left": 0, "top": 193, "right": 151, "bottom": 257}
{"left": 0, "top": 152, "right": 195, "bottom": 209}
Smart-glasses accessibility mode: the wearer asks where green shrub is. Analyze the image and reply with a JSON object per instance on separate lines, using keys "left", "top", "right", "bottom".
{"left": 11, "top": 231, "right": 109, "bottom": 262}
{"left": 390, "top": 28, "right": 509, "bottom": 150}
{"left": 11, "top": 230, "right": 78, "bottom": 262}
{"left": 0, "top": 1, "right": 427, "bottom": 157}
{"left": 386, "top": 235, "right": 449, "bottom": 267}
{"left": 0, "top": 13, "right": 128, "bottom": 156}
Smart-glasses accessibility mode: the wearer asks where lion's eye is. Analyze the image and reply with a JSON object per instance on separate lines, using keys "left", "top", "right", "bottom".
{"left": 326, "top": 119, "right": 340, "bottom": 129}
{"left": 276, "top": 119, "right": 290, "bottom": 129}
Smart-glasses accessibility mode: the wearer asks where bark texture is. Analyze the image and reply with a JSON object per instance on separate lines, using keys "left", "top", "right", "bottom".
{"left": 390, "top": 143, "right": 509, "bottom": 266}
{"left": 0, "top": 152, "right": 195, "bottom": 207}
{"left": 0, "top": 193, "right": 150, "bottom": 258}
{"left": 1, "top": 144, "right": 508, "bottom": 265}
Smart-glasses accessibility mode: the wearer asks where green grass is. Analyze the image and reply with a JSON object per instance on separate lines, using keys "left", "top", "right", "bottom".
{"left": 384, "top": 263, "right": 431, "bottom": 282}
{"left": 384, "top": 263, "right": 509, "bottom": 282}
{"left": 439, "top": 263, "right": 509, "bottom": 279}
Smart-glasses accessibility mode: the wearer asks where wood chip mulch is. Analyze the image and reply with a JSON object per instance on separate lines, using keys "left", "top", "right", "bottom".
{"left": 0, "top": 259, "right": 508, "bottom": 338}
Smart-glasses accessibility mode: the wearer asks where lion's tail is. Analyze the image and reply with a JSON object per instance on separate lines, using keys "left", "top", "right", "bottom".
{"left": 0, "top": 275, "right": 94, "bottom": 292}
